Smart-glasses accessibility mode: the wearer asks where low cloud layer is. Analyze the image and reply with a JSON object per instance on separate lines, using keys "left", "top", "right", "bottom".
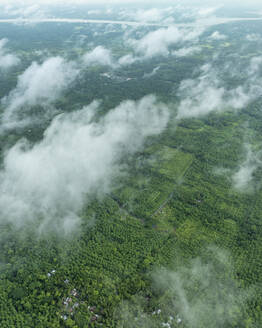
{"left": 82, "top": 46, "right": 114, "bottom": 67}
{"left": 2, "top": 0, "right": 262, "bottom": 6}
{"left": 177, "top": 57, "right": 262, "bottom": 119}
{"left": 153, "top": 249, "right": 248, "bottom": 328}
{"left": 0, "top": 22, "right": 205, "bottom": 134}
{"left": 246, "top": 33, "right": 262, "bottom": 42}
{"left": 115, "top": 24, "right": 205, "bottom": 66}
{"left": 1, "top": 4, "right": 46, "bottom": 19}
{"left": 197, "top": 5, "right": 222, "bottom": 18}
{"left": 128, "top": 25, "right": 204, "bottom": 59}
{"left": 120, "top": 7, "right": 175, "bottom": 24}
{"left": 0, "top": 95, "right": 169, "bottom": 234}
{"left": 0, "top": 38, "right": 20, "bottom": 70}
{"left": 208, "top": 31, "right": 227, "bottom": 40}
{"left": 143, "top": 66, "right": 160, "bottom": 79}
{"left": 1, "top": 56, "right": 79, "bottom": 131}
{"left": 172, "top": 45, "right": 201, "bottom": 57}
{"left": 118, "top": 248, "right": 249, "bottom": 328}
{"left": 80, "top": 24, "right": 204, "bottom": 70}
{"left": 232, "top": 144, "right": 261, "bottom": 191}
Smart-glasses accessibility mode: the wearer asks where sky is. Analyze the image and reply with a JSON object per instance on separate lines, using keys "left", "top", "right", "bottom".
{"left": 0, "top": 0, "right": 262, "bottom": 8}
{"left": 1, "top": 0, "right": 262, "bottom": 26}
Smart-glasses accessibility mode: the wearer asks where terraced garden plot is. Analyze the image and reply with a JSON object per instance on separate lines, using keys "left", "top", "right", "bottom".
{"left": 112, "top": 146, "right": 194, "bottom": 219}
{"left": 146, "top": 145, "right": 194, "bottom": 180}
{"left": 113, "top": 176, "right": 175, "bottom": 219}
{"left": 175, "top": 219, "right": 220, "bottom": 249}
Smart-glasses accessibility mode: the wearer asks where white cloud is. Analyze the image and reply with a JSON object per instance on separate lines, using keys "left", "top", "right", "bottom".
{"left": 153, "top": 249, "right": 248, "bottom": 328}
{"left": 0, "top": 0, "right": 262, "bottom": 10}
{"left": 197, "top": 6, "right": 221, "bottom": 17}
{"left": 82, "top": 45, "right": 138, "bottom": 68}
{"left": 0, "top": 0, "right": 175, "bottom": 5}
{"left": 249, "top": 56, "right": 262, "bottom": 75}
{"left": 208, "top": 31, "right": 227, "bottom": 40}
{"left": 177, "top": 58, "right": 262, "bottom": 119}
{"left": 1, "top": 56, "right": 79, "bottom": 131}
{"left": 0, "top": 38, "right": 20, "bottom": 70}
{"left": 120, "top": 7, "right": 175, "bottom": 24}
{"left": 82, "top": 31, "right": 202, "bottom": 68}
{"left": 232, "top": 145, "right": 261, "bottom": 191}
{"left": 233, "top": 162, "right": 256, "bottom": 190}
{"left": 128, "top": 25, "right": 204, "bottom": 59}
{"left": 246, "top": 33, "right": 262, "bottom": 42}
{"left": 119, "top": 248, "right": 249, "bottom": 327}
{"left": 143, "top": 66, "right": 160, "bottom": 78}
{"left": 87, "top": 10, "right": 102, "bottom": 15}
{"left": 82, "top": 46, "right": 114, "bottom": 67}
{"left": 118, "top": 54, "right": 139, "bottom": 66}
{"left": 116, "top": 23, "right": 205, "bottom": 65}
{"left": 122, "top": 8, "right": 162, "bottom": 23}
{"left": 172, "top": 45, "right": 201, "bottom": 57}
{"left": 177, "top": 77, "right": 225, "bottom": 119}
{"left": 1, "top": 3, "right": 47, "bottom": 19}
{"left": 0, "top": 95, "right": 169, "bottom": 234}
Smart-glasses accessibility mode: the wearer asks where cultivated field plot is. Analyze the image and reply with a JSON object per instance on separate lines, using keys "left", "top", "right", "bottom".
{"left": 147, "top": 145, "right": 194, "bottom": 180}
{"left": 113, "top": 146, "right": 194, "bottom": 218}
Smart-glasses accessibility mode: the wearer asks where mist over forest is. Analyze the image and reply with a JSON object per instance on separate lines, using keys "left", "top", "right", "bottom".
{"left": 0, "top": 1, "right": 262, "bottom": 327}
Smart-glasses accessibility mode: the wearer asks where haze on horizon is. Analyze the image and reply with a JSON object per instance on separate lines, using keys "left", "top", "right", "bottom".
{"left": 1, "top": 0, "right": 262, "bottom": 10}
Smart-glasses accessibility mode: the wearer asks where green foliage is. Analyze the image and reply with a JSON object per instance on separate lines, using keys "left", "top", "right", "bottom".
{"left": 1, "top": 19, "right": 262, "bottom": 328}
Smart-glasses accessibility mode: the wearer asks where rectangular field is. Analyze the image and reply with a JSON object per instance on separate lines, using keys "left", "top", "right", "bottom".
{"left": 113, "top": 145, "right": 194, "bottom": 218}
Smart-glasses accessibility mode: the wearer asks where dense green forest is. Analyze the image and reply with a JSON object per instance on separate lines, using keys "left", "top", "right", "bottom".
{"left": 1, "top": 9, "right": 262, "bottom": 328}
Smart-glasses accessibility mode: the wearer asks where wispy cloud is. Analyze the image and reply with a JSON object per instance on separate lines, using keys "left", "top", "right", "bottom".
{"left": 118, "top": 53, "right": 138, "bottom": 66}
{"left": 153, "top": 248, "right": 249, "bottom": 328}
{"left": 177, "top": 56, "right": 262, "bottom": 119}
{"left": 1, "top": 3, "right": 47, "bottom": 19}
{"left": 0, "top": 38, "right": 20, "bottom": 70}
{"left": 82, "top": 46, "right": 115, "bottom": 67}
{"left": 120, "top": 7, "right": 175, "bottom": 24}
{"left": 81, "top": 24, "right": 204, "bottom": 69}
{"left": 232, "top": 144, "right": 261, "bottom": 191}
{"left": 143, "top": 66, "right": 160, "bottom": 79}
{"left": 127, "top": 25, "right": 204, "bottom": 59}
{"left": 208, "top": 31, "right": 227, "bottom": 40}
{"left": 172, "top": 45, "right": 201, "bottom": 57}
{"left": 246, "top": 33, "right": 262, "bottom": 42}
{"left": 197, "top": 6, "right": 222, "bottom": 18}
{"left": 1, "top": 56, "right": 79, "bottom": 131}
{"left": 118, "top": 247, "right": 250, "bottom": 327}
{"left": 0, "top": 95, "right": 169, "bottom": 235}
